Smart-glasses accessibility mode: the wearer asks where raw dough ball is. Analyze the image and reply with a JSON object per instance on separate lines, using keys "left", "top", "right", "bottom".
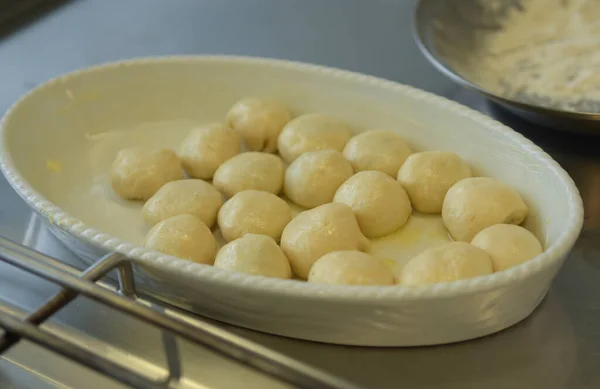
{"left": 111, "top": 147, "right": 183, "bottom": 201}
{"left": 179, "top": 122, "right": 241, "bottom": 179}
{"left": 284, "top": 150, "right": 354, "bottom": 208}
{"left": 144, "top": 214, "right": 216, "bottom": 264}
{"left": 226, "top": 98, "right": 293, "bottom": 153}
{"left": 142, "top": 179, "right": 223, "bottom": 227}
{"left": 213, "top": 152, "right": 285, "bottom": 198}
{"left": 442, "top": 177, "right": 529, "bottom": 242}
{"left": 343, "top": 130, "right": 412, "bottom": 177}
{"left": 217, "top": 190, "right": 292, "bottom": 242}
{"left": 277, "top": 113, "right": 354, "bottom": 163}
{"left": 397, "top": 151, "right": 472, "bottom": 214}
{"left": 280, "top": 203, "right": 369, "bottom": 279}
{"left": 214, "top": 234, "right": 292, "bottom": 279}
{"left": 333, "top": 171, "right": 411, "bottom": 238}
{"left": 308, "top": 251, "right": 395, "bottom": 286}
{"left": 471, "top": 224, "right": 543, "bottom": 271}
{"left": 399, "top": 242, "right": 493, "bottom": 286}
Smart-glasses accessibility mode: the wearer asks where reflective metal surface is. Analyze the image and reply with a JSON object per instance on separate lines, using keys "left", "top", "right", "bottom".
{"left": 1, "top": 1, "right": 600, "bottom": 388}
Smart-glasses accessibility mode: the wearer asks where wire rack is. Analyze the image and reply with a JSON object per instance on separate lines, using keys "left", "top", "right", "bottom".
{"left": 0, "top": 236, "right": 365, "bottom": 389}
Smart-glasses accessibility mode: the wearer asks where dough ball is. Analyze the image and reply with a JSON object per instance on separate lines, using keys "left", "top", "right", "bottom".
{"left": 111, "top": 147, "right": 183, "bottom": 201}
{"left": 213, "top": 152, "right": 285, "bottom": 198}
{"left": 142, "top": 179, "right": 223, "bottom": 227}
{"left": 397, "top": 151, "right": 472, "bottom": 214}
{"left": 214, "top": 234, "right": 291, "bottom": 279}
{"left": 308, "top": 251, "right": 395, "bottom": 286}
{"left": 226, "top": 98, "right": 293, "bottom": 153}
{"left": 144, "top": 214, "right": 216, "bottom": 264}
{"left": 217, "top": 190, "right": 292, "bottom": 242}
{"left": 471, "top": 224, "right": 543, "bottom": 271}
{"left": 179, "top": 122, "right": 241, "bottom": 179}
{"left": 333, "top": 171, "right": 411, "bottom": 238}
{"left": 280, "top": 203, "right": 369, "bottom": 279}
{"left": 399, "top": 242, "right": 493, "bottom": 286}
{"left": 277, "top": 113, "right": 354, "bottom": 163}
{"left": 343, "top": 130, "right": 412, "bottom": 177}
{"left": 442, "top": 177, "right": 529, "bottom": 242}
{"left": 284, "top": 150, "right": 354, "bottom": 208}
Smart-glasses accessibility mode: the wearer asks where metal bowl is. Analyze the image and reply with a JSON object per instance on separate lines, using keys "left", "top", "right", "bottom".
{"left": 414, "top": 0, "right": 600, "bottom": 132}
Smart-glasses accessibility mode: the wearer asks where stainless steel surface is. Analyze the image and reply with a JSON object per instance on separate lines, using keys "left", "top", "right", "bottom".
{"left": 0, "top": 1, "right": 599, "bottom": 388}
{"left": 414, "top": 0, "right": 600, "bottom": 132}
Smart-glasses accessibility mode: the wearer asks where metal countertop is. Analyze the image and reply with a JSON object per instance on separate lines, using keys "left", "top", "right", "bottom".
{"left": 1, "top": 1, "right": 599, "bottom": 388}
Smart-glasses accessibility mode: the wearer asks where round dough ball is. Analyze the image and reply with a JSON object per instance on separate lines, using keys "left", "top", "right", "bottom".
{"left": 213, "top": 152, "right": 285, "bottom": 198}
{"left": 214, "top": 234, "right": 291, "bottom": 279}
{"left": 343, "top": 130, "right": 412, "bottom": 177}
{"left": 397, "top": 151, "right": 472, "bottom": 214}
{"left": 226, "top": 98, "right": 293, "bottom": 153}
{"left": 277, "top": 113, "right": 354, "bottom": 163}
{"left": 284, "top": 150, "right": 354, "bottom": 209}
{"left": 471, "top": 224, "right": 543, "bottom": 271}
{"left": 218, "top": 190, "right": 292, "bottom": 242}
{"left": 308, "top": 251, "right": 395, "bottom": 285}
{"left": 144, "top": 214, "right": 216, "bottom": 264}
{"left": 111, "top": 147, "right": 183, "bottom": 201}
{"left": 280, "top": 203, "right": 369, "bottom": 279}
{"left": 399, "top": 242, "right": 493, "bottom": 286}
{"left": 333, "top": 171, "right": 411, "bottom": 238}
{"left": 179, "top": 122, "right": 241, "bottom": 179}
{"left": 442, "top": 177, "right": 529, "bottom": 242}
{"left": 142, "top": 179, "right": 223, "bottom": 227}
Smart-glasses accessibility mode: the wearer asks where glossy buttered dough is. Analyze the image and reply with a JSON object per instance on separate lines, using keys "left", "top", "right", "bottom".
{"left": 144, "top": 214, "right": 216, "bottom": 265}
{"left": 214, "top": 234, "right": 292, "bottom": 279}
{"left": 471, "top": 224, "right": 543, "bottom": 271}
{"left": 399, "top": 242, "right": 493, "bottom": 286}
{"left": 217, "top": 190, "right": 293, "bottom": 242}
{"left": 179, "top": 122, "right": 241, "bottom": 179}
{"left": 110, "top": 147, "right": 183, "bottom": 201}
{"left": 333, "top": 171, "right": 411, "bottom": 238}
{"left": 284, "top": 150, "right": 354, "bottom": 209}
{"left": 213, "top": 152, "right": 285, "bottom": 198}
{"left": 397, "top": 151, "right": 472, "bottom": 214}
{"left": 142, "top": 179, "right": 223, "bottom": 227}
{"left": 280, "top": 203, "right": 369, "bottom": 279}
{"left": 226, "top": 98, "right": 293, "bottom": 153}
{"left": 343, "top": 130, "right": 412, "bottom": 177}
{"left": 308, "top": 251, "right": 395, "bottom": 286}
{"left": 277, "top": 113, "right": 354, "bottom": 163}
{"left": 442, "top": 177, "right": 529, "bottom": 242}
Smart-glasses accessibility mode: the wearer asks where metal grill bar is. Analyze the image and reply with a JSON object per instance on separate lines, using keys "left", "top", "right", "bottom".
{"left": 0, "top": 236, "right": 365, "bottom": 389}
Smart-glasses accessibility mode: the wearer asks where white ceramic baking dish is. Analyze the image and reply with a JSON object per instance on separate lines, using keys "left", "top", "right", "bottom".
{"left": 0, "top": 56, "right": 583, "bottom": 346}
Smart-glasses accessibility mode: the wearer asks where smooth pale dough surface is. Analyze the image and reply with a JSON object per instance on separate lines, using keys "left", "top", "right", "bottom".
{"left": 280, "top": 203, "right": 369, "bottom": 279}
{"left": 397, "top": 151, "right": 472, "bottom": 214}
{"left": 308, "top": 251, "right": 395, "bottom": 285}
{"left": 343, "top": 129, "right": 412, "bottom": 177}
{"left": 213, "top": 152, "right": 285, "bottom": 198}
{"left": 110, "top": 146, "right": 183, "bottom": 201}
{"left": 277, "top": 113, "right": 354, "bottom": 163}
{"left": 471, "top": 224, "right": 543, "bottom": 271}
{"left": 284, "top": 150, "right": 354, "bottom": 209}
{"left": 399, "top": 242, "right": 493, "bottom": 286}
{"left": 333, "top": 171, "right": 411, "bottom": 238}
{"left": 179, "top": 122, "right": 241, "bottom": 179}
{"left": 218, "top": 190, "right": 293, "bottom": 242}
{"left": 144, "top": 214, "right": 216, "bottom": 265}
{"left": 226, "top": 98, "right": 293, "bottom": 153}
{"left": 214, "top": 234, "right": 292, "bottom": 279}
{"left": 442, "top": 177, "right": 529, "bottom": 242}
{"left": 142, "top": 179, "right": 223, "bottom": 227}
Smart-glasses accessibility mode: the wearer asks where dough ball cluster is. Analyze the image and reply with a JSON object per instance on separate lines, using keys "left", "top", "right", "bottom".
{"left": 213, "top": 152, "right": 285, "bottom": 198}
{"left": 309, "top": 251, "right": 395, "bottom": 286}
{"left": 343, "top": 130, "right": 412, "bottom": 177}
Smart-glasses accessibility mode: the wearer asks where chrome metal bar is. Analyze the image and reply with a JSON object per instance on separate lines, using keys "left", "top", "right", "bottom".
{"left": 162, "top": 330, "right": 182, "bottom": 385}
{"left": 117, "top": 261, "right": 136, "bottom": 297}
{"left": 0, "top": 236, "right": 364, "bottom": 389}
{"left": 0, "top": 252, "right": 123, "bottom": 353}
